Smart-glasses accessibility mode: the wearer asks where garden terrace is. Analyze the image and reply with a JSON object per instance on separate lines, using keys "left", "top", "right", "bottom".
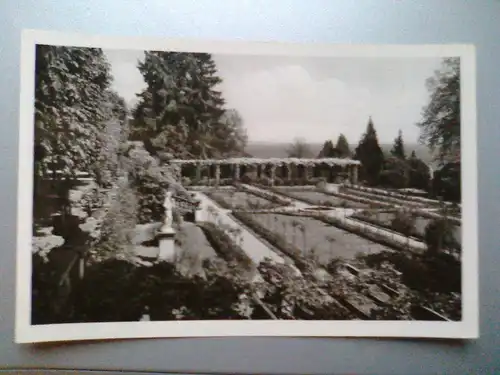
{"left": 236, "top": 211, "right": 392, "bottom": 264}
{"left": 346, "top": 184, "right": 462, "bottom": 212}
{"left": 270, "top": 188, "right": 370, "bottom": 209}
{"left": 351, "top": 210, "right": 462, "bottom": 250}
{"left": 169, "top": 157, "right": 361, "bottom": 186}
{"left": 341, "top": 186, "right": 430, "bottom": 208}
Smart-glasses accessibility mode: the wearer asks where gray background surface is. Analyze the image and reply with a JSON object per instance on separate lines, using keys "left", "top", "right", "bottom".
{"left": 1, "top": 0, "right": 499, "bottom": 373}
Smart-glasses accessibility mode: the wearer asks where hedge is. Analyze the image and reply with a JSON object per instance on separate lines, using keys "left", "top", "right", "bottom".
{"left": 197, "top": 221, "right": 254, "bottom": 271}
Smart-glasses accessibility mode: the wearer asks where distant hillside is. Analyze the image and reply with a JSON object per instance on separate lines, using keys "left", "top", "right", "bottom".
{"left": 244, "top": 141, "right": 437, "bottom": 166}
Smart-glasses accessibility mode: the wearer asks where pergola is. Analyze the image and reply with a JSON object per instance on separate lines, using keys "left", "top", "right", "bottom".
{"left": 169, "top": 157, "right": 360, "bottom": 185}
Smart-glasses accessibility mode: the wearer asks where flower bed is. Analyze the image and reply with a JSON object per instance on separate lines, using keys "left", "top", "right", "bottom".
{"left": 231, "top": 211, "right": 309, "bottom": 271}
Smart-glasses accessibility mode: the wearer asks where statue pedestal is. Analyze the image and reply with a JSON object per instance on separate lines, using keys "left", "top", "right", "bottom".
{"left": 156, "top": 226, "right": 176, "bottom": 262}
{"left": 194, "top": 207, "right": 204, "bottom": 222}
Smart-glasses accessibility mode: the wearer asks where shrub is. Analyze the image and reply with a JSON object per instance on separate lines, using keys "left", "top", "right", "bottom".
{"left": 198, "top": 221, "right": 254, "bottom": 271}
{"left": 390, "top": 209, "right": 416, "bottom": 238}
{"left": 424, "top": 217, "right": 456, "bottom": 254}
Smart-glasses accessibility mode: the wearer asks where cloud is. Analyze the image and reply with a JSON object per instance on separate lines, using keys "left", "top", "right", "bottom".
{"left": 219, "top": 64, "right": 375, "bottom": 143}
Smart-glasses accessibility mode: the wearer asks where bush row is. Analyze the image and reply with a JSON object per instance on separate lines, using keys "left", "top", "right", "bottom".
{"left": 197, "top": 221, "right": 254, "bottom": 271}
{"left": 312, "top": 213, "right": 417, "bottom": 252}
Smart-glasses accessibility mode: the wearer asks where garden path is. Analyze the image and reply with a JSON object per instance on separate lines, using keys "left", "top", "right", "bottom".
{"left": 192, "top": 191, "right": 287, "bottom": 265}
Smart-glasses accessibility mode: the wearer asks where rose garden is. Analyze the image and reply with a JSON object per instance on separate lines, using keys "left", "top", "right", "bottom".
{"left": 31, "top": 47, "right": 462, "bottom": 324}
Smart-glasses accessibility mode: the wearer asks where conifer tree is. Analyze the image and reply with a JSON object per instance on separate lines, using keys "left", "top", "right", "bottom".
{"left": 390, "top": 130, "right": 406, "bottom": 159}
{"left": 335, "top": 134, "right": 351, "bottom": 158}
{"left": 317, "top": 140, "right": 336, "bottom": 158}
{"left": 354, "top": 117, "right": 384, "bottom": 185}
{"left": 131, "top": 51, "right": 245, "bottom": 159}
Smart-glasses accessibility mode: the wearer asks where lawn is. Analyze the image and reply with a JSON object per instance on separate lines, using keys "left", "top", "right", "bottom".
{"left": 273, "top": 188, "right": 369, "bottom": 209}
{"left": 246, "top": 212, "right": 391, "bottom": 264}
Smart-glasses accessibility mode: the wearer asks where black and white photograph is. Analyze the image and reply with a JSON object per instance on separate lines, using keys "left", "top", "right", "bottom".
{"left": 16, "top": 31, "right": 478, "bottom": 343}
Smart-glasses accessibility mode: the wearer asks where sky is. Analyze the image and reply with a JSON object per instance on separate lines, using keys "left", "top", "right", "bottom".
{"left": 103, "top": 49, "right": 443, "bottom": 145}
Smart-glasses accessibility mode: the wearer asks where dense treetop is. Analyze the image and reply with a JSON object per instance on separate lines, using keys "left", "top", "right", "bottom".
{"left": 131, "top": 51, "right": 246, "bottom": 160}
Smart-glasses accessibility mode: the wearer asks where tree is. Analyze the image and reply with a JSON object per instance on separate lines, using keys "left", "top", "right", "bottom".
{"left": 317, "top": 140, "right": 336, "bottom": 158}
{"left": 335, "top": 134, "right": 351, "bottom": 158}
{"left": 34, "top": 45, "right": 122, "bottom": 183}
{"left": 210, "top": 109, "right": 248, "bottom": 157}
{"left": 417, "top": 57, "right": 460, "bottom": 164}
{"left": 354, "top": 117, "right": 385, "bottom": 185}
{"left": 131, "top": 51, "right": 243, "bottom": 160}
{"left": 431, "top": 161, "right": 461, "bottom": 202}
{"left": 390, "top": 130, "right": 406, "bottom": 159}
{"left": 286, "top": 137, "right": 314, "bottom": 158}
{"left": 379, "top": 157, "right": 410, "bottom": 189}
{"left": 407, "top": 151, "right": 431, "bottom": 190}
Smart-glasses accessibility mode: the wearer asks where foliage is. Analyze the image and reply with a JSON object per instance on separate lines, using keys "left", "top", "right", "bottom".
{"left": 417, "top": 57, "right": 460, "bottom": 164}
{"left": 390, "top": 209, "right": 416, "bottom": 238}
{"left": 73, "top": 259, "right": 143, "bottom": 322}
{"left": 257, "top": 260, "right": 355, "bottom": 320}
{"left": 379, "top": 156, "right": 410, "bottom": 189}
{"left": 431, "top": 161, "right": 461, "bottom": 202}
{"left": 31, "top": 253, "right": 69, "bottom": 324}
{"left": 317, "top": 140, "right": 336, "bottom": 158}
{"left": 198, "top": 221, "right": 254, "bottom": 271}
{"left": 335, "top": 134, "right": 351, "bottom": 158}
{"left": 125, "top": 145, "right": 171, "bottom": 223}
{"left": 131, "top": 51, "right": 245, "bottom": 159}
{"left": 390, "top": 130, "right": 406, "bottom": 159}
{"left": 354, "top": 117, "right": 385, "bottom": 185}
{"left": 408, "top": 151, "right": 431, "bottom": 191}
{"left": 34, "top": 45, "right": 126, "bottom": 186}
{"left": 93, "top": 179, "right": 138, "bottom": 260}
{"left": 286, "top": 137, "right": 314, "bottom": 158}
{"left": 423, "top": 216, "right": 457, "bottom": 254}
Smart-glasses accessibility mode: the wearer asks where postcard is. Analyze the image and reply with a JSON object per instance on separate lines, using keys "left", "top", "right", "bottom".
{"left": 16, "top": 30, "right": 478, "bottom": 343}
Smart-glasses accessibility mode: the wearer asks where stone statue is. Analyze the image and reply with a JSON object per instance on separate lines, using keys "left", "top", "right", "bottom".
{"left": 162, "top": 191, "right": 174, "bottom": 231}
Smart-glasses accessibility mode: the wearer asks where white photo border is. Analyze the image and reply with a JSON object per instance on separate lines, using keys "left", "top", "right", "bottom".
{"left": 16, "top": 29, "right": 479, "bottom": 343}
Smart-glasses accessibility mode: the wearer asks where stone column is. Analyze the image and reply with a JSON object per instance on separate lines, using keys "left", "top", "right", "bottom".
{"left": 195, "top": 164, "right": 201, "bottom": 184}
{"left": 258, "top": 164, "right": 264, "bottom": 179}
{"left": 270, "top": 165, "right": 276, "bottom": 186}
{"left": 234, "top": 163, "right": 240, "bottom": 181}
{"left": 346, "top": 165, "right": 351, "bottom": 185}
{"left": 156, "top": 229, "right": 176, "bottom": 262}
{"left": 352, "top": 165, "right": 359, "bottom": 185}
{"left": 286, "top": 163, "right": 292, "bottom": 181}
{"left": 305, "top": 165, "right": 313, "bottom": 180}
{"left": 215, "top": 164, "right": 221, "bottom": 186}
